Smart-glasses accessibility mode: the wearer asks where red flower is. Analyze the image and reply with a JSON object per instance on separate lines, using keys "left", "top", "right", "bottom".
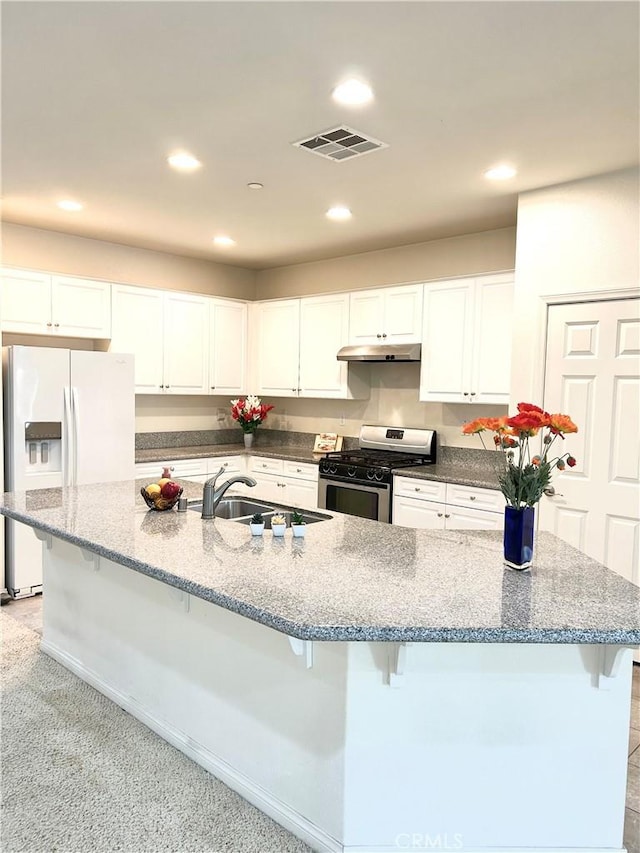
{"left": 567, "top": 456, "right": 577, "bottom": 467}
{"left": 517, "top": 402, "right": 546, "bottom": 415}
{"left": 506, "top": 411, "right": 548, "bottom": 435}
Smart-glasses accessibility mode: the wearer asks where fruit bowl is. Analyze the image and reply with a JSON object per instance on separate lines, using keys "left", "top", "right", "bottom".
{"left": 140, "top": 486, "right": 183, "bottom": 512}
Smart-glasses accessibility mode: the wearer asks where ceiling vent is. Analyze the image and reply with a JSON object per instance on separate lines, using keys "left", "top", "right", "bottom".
{"left": 293, "top": 126, "right": 387, "bottom": 162}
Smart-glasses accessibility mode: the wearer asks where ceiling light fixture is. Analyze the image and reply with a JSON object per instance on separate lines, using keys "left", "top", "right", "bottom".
{"left": 57, "top": 199, "right": 83, "bottom": 212}
{"left": 484, "top": 164, "right": 517, "bottom": 181}
{"left": 332, "top": 78, "right": 374, "bottom": 106}
{"left": 167, "top": 152, "right": 202, "bottom": 171}
{"left": 212, "top": 235, "right": 236, "bottom": 247}
{"left": 326, "top": 206, "right": 352, "bottom": 221}
{"left": 247, "top": 182, "right": 264, "bottom": 190}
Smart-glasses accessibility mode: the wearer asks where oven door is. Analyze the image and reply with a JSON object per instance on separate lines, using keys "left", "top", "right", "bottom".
{"left": 318, "top": 476, "right": 390, "bottom": 523}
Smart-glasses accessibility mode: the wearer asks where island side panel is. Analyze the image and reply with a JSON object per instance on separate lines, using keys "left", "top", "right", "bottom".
{"left": 41, "top": 537, "right": 348, "bottom": 850}
{"left": 340, "top": 641, "right": 633, "bottom": 850}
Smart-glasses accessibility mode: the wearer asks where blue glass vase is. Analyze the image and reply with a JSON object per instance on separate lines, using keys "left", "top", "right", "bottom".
{"left": 503, "top": 506, "right": 535, "bottom": 570}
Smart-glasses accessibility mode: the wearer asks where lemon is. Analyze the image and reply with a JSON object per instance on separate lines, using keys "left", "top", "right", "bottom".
{"left": 146, "top": 483, "right": 161, "bottom": 497}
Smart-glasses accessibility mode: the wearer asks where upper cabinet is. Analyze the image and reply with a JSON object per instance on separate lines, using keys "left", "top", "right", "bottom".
{"left": 208, "top": 299, "right": 247, "bottom": 396}
{"left": 255, "top": 294, "right": 368, "bottom": 399}
{"left": 348, "top": 284, "right": 423, "bottom": 345}
{"left": 419, "top": 273, "right": 514, "bottom": 405}
{"left": 111, "top": 285, "right": 209, "bottom": 394}
{"left": 1, "top": 268, "right": 111, "bottom": 338}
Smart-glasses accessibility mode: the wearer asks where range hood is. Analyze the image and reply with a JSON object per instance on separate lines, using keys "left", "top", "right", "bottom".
{"left": 336, "top": 343, "right": 421, "bottom": 363}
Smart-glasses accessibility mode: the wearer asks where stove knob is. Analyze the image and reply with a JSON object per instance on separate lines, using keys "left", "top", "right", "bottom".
{"left": 347, "top": 466, "right": 357, "bottom": 478}
{"left": 366, "top": 468, "right": 376, "bottom": 480}
{"left": 329, "top": 463, "right": 339, "bottom": 475}
{"left": 374, "top": 469, "right": 385, "bottom": 481}
{"left": 320, "top": 460, "right": 329, "bottom": 474}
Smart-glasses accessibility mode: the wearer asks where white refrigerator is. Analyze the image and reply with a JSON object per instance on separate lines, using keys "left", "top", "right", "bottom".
{"left": 3, "top": 346, "right": 135, "bottom": 597}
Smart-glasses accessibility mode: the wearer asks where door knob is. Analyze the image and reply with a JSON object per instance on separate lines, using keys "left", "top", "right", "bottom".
{"left": 543, "top": 486, "right": 564, "bottom": 497}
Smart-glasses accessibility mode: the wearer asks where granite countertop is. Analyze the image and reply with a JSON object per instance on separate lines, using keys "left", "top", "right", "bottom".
{"left": 2, "top": 480, "right": 639, "bottom": 646}
{"left": 135, "top": 444, "right": 325, "bottom": 465}
{"left": 396, "top": 463, "right": 501, "bottom": 490}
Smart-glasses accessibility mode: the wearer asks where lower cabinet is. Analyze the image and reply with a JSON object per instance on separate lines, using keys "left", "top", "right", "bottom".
{"left": 392, "top": 476, "right": 504, "bottom": 530}
{"left": 248, "top": 457, "right": 319, "bottom": 510}
{"left": 135, "top": 455, "right": 246, "bottom": 486}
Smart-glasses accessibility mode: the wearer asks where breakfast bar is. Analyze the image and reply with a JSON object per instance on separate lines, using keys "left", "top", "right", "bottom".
{"left": 1, "top": 480, "right": 639, "bottom": 853}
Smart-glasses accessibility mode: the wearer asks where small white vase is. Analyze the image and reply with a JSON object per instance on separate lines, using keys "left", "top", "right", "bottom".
{"left": 243, "top": 432, "right": 254, "bottom": 449}
{"left": 249, "top": 523, "right": 264, "bottom": 536}
{"left": 271, "top": 523, "right": 286, "bottom": 538}
{"left": 291, "top": 524, "right": 306, "bottom": 538}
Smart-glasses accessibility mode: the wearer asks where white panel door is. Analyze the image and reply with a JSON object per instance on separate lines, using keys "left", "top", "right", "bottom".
{"left": 540, "top": 299, "right": 640, "bottom": 589}
{"left": 419, "top": 280, "right": 474, "bottom": 403}
{"left": 1, "top": 269, "right": 52, "bottom": 334}
{"left": 51, "top": 276, "right": 112, "bottom": 338}
{"left": 299, "top": 294, "right": 349, "bottom": 398}
{"left": 209, "top": 300, "right": 247, "bottom": 396}
{"left": 163, "top": 292, "right": 209, "bottom": 394}
{"left": 70, "top": 351, "right": 135, "bottom": 484}
{"left": 471, "top": 275, "right": 514, "bottom": 404}
{"left": 256, "top": 300, "right": 300, "bottom": 397}
{"left": 110, "top": 285, "right": 164, "bottom": 393}
{"left": 383, "top": 285, "right": 423, "bottom": 343}
{"left": 348, "top": 290, "right": 384, "bottom": 344}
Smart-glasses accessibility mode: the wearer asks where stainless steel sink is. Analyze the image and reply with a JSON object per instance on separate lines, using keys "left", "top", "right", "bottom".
{"left": 187, "top": 498, "right": 274, "bottom": 519}
{"left": 187, "top": 497, "right": 331, "bottom": 525}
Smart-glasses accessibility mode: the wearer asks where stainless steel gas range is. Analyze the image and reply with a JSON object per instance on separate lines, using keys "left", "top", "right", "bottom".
{"left": 317, "top": 425, "right": 437, "bottom": 523}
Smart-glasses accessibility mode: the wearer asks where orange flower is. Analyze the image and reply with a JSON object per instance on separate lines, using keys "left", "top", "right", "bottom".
{"left": 549, "top": 414, "right": 578, "bottom": 435}
{"left": 462, "top": 418, "right": 485, "bottom": 435}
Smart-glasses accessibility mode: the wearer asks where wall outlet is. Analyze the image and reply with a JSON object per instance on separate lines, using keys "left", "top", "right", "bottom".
{"left": 339, "top": 414, "right": 346, "bottom": 426}
{"left": 216, "top": 408, "right": 226, "bottom": 423}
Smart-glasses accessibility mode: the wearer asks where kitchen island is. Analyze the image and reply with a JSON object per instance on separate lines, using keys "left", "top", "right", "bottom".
{"left": 1, "top": 480, "right": 639, "bottom": 853}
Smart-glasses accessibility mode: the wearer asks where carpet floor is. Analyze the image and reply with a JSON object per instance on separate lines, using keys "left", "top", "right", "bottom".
{"left": 0, "top": 610, "right": 311, "bottom": 853}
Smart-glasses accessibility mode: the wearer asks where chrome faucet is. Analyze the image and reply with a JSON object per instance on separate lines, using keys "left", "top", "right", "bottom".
{"left": 201, "top": 467, "right": 257, "bottom": 519}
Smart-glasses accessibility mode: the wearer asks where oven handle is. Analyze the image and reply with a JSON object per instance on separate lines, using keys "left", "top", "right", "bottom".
{"left": 317, "top": 473, "right": 390, "bottom": 489}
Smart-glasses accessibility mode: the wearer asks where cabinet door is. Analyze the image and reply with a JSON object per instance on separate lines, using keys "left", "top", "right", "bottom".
{"left": 250, "top": 471, "right": 281, "bottom": 503}
{"left": 280, "top": 477, "right": 319, "bottom": 510}
{"left": 163, "top": 292, "right": 209, "bottom": 394}
{"left": 1, "top": 269, "right": 52, "bottom": 334}
{"left": 383, "top": 285, "right": 423, "bottom": 343}
{"left": 445, "top": 505, "right": 504, "bottom": 530}
{"left": 111, "top": 285, "right": 164, "bottom": 393}
{"left": 51, "top": 276, "right": 111, "bottom": 338}
{"left": 209, "top": 300, "right": 247, "bottom": 396}
{"left": 419, "top": 279, "right": 474, "bottom": 403}
{"left": 256, "top": 300, "right": 300, "bottom": 397}
{"left": 348, "top": 290, "right": 384, "bottom": 344}
{"left": 470, "top": 274, "right": 514, "bottom": 404}
{"left": 299, "top": 294, "right": 350, "bottom": 398}
{"left": 392, "top": 495, "right": 445, "bottom": 528}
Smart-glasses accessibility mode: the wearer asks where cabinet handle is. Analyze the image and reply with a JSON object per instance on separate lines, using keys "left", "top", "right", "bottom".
{"left": 382, "top": 333, "right": 387, "bottom": 338}
{"left": 444, "top": 514, "right": 451, "bottom": 519}
{"left": 291, "top": 388, "right": 297, "bottom": 393}
{"left": 470, "top": 392, "right": 476, "bottom": 397}
{"left": 296, "top": 468, "right": 301, "bottom": 472}
{"left": 46, "top": 322, "right": 52, "bottom": 327}
{"left": 165, "top": 385, "right": 170, "bottom": 389}
{"left": 469, "top": 495, "right": 476, "bottom": 501}
{"left": 376, "top": 333, "right": 382, "bottom": 339}
{"left": 463, "top": 392, "right": 469, "bottom": 396}
{"left": 414, "top": 487, "right": 421, "bottom": 492}
{"left": 54, "top": 323, "right": 60, "bottom": 328}
{"left": 437, "top": 512, "right": 443, "bottom": 518}
{"left": 297, "top": 388, "right": 302, "bottom": 393}
{"left": 210, "top": 386, "right": 216, "bottom": 390}
{"left": 159, "top": 385, "right": 164, "bottom": 389}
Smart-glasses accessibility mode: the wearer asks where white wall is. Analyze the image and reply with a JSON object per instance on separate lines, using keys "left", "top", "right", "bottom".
{"left": 512, "top": 167, "right": 640, "bottom": 403}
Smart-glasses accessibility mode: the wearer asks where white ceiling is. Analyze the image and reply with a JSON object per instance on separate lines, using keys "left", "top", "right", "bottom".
{"left": 2, "top": 1, "right": 638, "bottom": 270}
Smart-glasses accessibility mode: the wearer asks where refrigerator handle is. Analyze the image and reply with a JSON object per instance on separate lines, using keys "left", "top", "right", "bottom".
{"left": 63, "top": 386, "right": 73, "bottom": 487}
{"left": 71, "top": 387, "right": 80, "bottom": 487}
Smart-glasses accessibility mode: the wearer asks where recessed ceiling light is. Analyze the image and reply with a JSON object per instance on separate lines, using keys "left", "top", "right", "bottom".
{"left": 332, "top": 78, "right": 374, "bottom": 106}
{"left": 247, "top": 182, "right": 264, "bottom": 190}
{"left": 57, "top": 199, "right": 83, "bottom": 212}
{"left": 484, "top": 164, "right": 517, "bottom": 181}
{"left": 167, "top": 151, "right": 202, "bottom": 171}
{"left": 326, "top": 206, "right": 352, "bottom": 221}
{"left": 212, "top": 235, "right": 236, "bottom": 247}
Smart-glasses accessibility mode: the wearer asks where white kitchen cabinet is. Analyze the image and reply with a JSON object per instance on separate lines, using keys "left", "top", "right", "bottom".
{"left": 256, "top": 295, "right": 368, "bottom": 400}
{"left": 393, "top": 476, "right": 504, "bottom": 530}
{"left": 111, "top": 285, "right": 209, "bottom": 394}
{"left": 135, "top": 458, "right": 208, "bottom": 482}
{"left": 1, "top": 268, "right": 111, "bottom": 338}
{"left": 420, "top": 273, "right": 513, "bottom": 404}
{"left": 208, "top": 299, "right": 247, "bottom": 396}
{"left": 255, "top": 300, "right": 301, "bottom": 397}
{"left": 348, "top": 284, "right": 423, "bottom": 345}
{"left": 248, "top": 456, "right": 319, "bottom": 510}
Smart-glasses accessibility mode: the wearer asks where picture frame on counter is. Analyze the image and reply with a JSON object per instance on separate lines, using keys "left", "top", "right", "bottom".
{"left": 313, "top": 433, "right": 343, "bottom": 453}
